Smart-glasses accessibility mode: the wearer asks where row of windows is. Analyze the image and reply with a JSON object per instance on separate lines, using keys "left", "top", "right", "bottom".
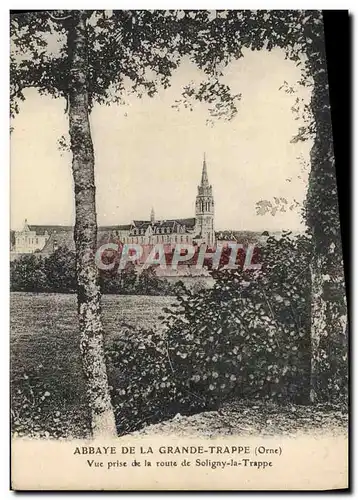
{"left": 131, "top": 226, "right": 187, "bottom": 236}
{"left": 122, "top": 235, "right": 192, "bottom": 244}
{"left": 16, "top": 237, "right": 39, "bottom": 245}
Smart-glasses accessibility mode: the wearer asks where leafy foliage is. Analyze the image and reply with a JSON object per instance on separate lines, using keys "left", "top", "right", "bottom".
{"left": 44, "top": 246, "right": 77, "bottom": 292}
{"left": 106, "top": 235, "right": 329, "bottom": 433}
{"left": 100, "top": 263, "right": 176, "bottom": 296}
{"left": 11, "top": 364, "right": 90, "bottom": 439}
{"left": 163, "top": 234, "right": 312, "bottom": 406}
{"left": 10, "top": 247, "right": 76, "bottom": 293}
{"left": 10, "top": 254, "right": 48, "bottom": 292}
{"left": 10, "top": 248, "right": 177, "bottom": 295}
{"left": 10, "top": 10, "right": 326, "bottom": 124}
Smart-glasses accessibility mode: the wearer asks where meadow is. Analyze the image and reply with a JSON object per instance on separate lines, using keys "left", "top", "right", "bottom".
{"left": 10, "top": 292, "right": 174, "bottom": 438}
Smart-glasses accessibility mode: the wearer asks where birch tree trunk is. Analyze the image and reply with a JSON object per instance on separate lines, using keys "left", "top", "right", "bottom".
{"left": 67, "top": 11, "right": 117, "bottom": 438}
{"left": 309, "top": 253, "right": 325, "bottom": 403}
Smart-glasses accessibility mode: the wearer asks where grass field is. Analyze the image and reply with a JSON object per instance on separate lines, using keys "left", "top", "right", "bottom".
{"left": 10, "top": 292, "right": 175, "bottom": 438}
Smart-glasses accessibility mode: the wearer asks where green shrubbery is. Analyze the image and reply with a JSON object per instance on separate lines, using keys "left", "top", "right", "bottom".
{"left": 106, "top": 234, "right": 323, "bottom": 434}
{"left": 164, "top": 234, "right": 312, "bottom": 405}
{"left": 10, "top": 248, "right": 77, "bottom": 293}
{"left": 10, "top": 247, "right": 177, "bottom": 295}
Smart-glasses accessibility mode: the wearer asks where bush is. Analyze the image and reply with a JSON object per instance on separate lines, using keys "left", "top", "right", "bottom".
{"left": 11, "top": 249, "right": 177, "bottom": 295}
{"left": 10, "top": 247, "right": 76, "bottom": 293}
{"left": 161, "top": 233, "right": 312, "bottom": 406}
{"left": 106, "top": 327, "right": 181, "bottom": 435}
{"left": 100, "top": 264, "right": 175, "bottom": 296}
{"left": 107, "top": 234, "right": 315, "bottom": 433}
{"left": 10, "top": 254, "right": 48, "bottom": 292}
{"left": 44, "top": 247, "right": 77, "bottom": 292}
{"left": 11, "top": 364, "right": 90, "bottom": 439}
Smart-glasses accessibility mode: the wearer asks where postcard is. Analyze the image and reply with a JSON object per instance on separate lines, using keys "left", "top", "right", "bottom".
{"left": 10, "top": 9, "right": 348, "bottom": 490}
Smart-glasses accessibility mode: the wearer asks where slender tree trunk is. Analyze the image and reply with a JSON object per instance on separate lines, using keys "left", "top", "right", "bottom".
{"left": 309, "top": 253, "right": 325, "bottom": 403}
{"left": 67, "top": 11, "right": 117, "bottom": 438}
{"left": 307, "top": 27, "right": 348, "bottom": 403}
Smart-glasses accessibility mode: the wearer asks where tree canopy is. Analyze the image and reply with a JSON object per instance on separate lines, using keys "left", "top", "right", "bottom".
{"left": 10, "top": 10, "right": 321, "bottom": 119}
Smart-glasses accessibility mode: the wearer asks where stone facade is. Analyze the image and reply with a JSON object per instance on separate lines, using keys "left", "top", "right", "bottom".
{"left": 11, "top": 156, "right": 216, "bottom": 255}
{"left": 13, "top": 220, "right": 51, "bottom": 254}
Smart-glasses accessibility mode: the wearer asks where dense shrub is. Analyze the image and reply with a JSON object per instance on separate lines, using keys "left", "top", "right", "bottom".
{"left": 10, "top": 248, "right": 177, "bottom": 295}
{"left": 165, "top": 234, "right": 313, "bottom": 405}
{"left": 44, "top": 247, "right": 77, "bottom": 292}
{"left": 10, "top": 248, "right": 77, "bottom": 293}
{"left": 10, "top": 254, "right": 48, "bottom": 292}
{"left": 314, "top": 275, "right": 348, "bottom": 403}
{"left": 106, "top": 328, "right": 180, "bottom": 435}
{"left": 99, "top": 263, "right": 175, "bottom": 296}
{"left": 107, "top": 234, "right": 318, "bottom": 433}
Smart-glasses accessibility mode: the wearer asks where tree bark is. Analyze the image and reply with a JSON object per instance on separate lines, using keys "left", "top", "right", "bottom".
{"left": 67, "top": 11, "right": 117, "bottom": 438}
{"left": 309, "top": 254, "right": 325, "bottom": 403}
{"left": 307, "top": 23, "right": 348, "bottom": 403}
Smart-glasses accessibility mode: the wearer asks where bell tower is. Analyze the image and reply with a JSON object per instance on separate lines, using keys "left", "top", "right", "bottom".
{"left": 195, "top": 153, "right": 215, "bottom": 245}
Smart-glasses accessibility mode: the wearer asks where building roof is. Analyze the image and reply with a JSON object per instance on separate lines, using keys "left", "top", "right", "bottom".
{"left": 23, "top": 224, "right": 131, "bottom": 236}
{"left": 16, "top": 218, "right": 197, "bottom": 237}
{"left": 40, "top": 227, "right": 130, "bottom": 254}
{"left": 132, "top": 218, "right": 196, "bottom": 232}
{"left": 27, "top": 225, "right": 73, "bottom": 235}
{"left": 173, "top": 217, "right": 196, "bottom": 227}
{"left": 100, "top": 225, "right": 132, "bottom": 232}
{"left": 40, "top": 231, "right": 75, "bottom": 254}
{"left": 215, "top": 230, "right": 304, "bottom": 244}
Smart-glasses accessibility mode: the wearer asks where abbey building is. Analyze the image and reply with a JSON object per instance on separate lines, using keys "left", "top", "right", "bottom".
{"left": 116, "top": 154, "right": 215, "bottom": 247}
{"left": 11, "top": 156, "right": 216, "bottom": 256}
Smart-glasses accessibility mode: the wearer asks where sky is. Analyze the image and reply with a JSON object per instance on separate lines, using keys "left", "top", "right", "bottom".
{"left": 10, "top": 47, "right": 313, "bottom": 232}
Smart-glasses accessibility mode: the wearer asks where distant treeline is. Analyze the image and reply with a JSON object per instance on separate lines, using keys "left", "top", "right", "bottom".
{"left": 10, "top": 247, "right": 183, "bottom": 296}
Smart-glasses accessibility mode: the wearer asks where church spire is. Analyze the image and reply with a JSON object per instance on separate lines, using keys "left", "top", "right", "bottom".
{"left": 201, "top": 152, "right": 209, "bottom": 187}
{"left": 195, "top": 153, "right": 215, "bottom": 246}
{"left": 150, "top": 207, "right": 155, "bottom": 223}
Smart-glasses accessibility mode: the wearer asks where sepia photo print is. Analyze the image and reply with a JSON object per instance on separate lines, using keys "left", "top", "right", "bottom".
{"left": 10, "top": 9, "right": 348, "bottom": 490}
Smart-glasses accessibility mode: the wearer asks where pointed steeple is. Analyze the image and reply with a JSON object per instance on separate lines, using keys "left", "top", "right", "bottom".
{"left": 150, "top": 207, "right": 155, "bottom": 223}
{"left": 195, "top": 153, "right": 215, "bottom": 246}
{"left": 201, "top": 152, "right": 209, "bottom": 187}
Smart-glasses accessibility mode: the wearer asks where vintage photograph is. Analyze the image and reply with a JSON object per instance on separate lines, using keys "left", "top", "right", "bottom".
{"left": 10, "top": 9, "right": 348, "bottom": 490}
